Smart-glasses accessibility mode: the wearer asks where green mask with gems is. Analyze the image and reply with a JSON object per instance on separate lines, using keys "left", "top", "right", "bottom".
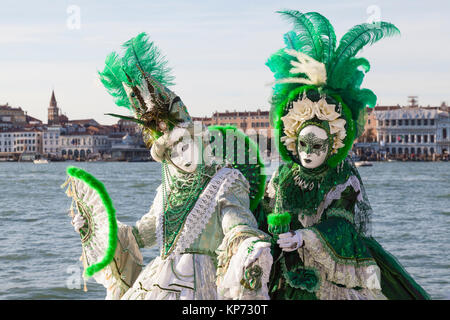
{"left": 295, "top": 121, "right": 333, "bottom": 170}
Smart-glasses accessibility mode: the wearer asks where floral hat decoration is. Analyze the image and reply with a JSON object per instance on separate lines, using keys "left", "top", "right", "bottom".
{"left": 267, "top": 10, "right": 400, "bottom": 167}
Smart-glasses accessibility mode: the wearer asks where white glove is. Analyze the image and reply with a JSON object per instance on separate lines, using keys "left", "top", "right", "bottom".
{"left": 243, "top": 241, "right": 271, "bottom": 268}
{"left": 277, "top": 230, "right": 303, "bottom": 252}
{"left": 71, "top": 213, "right": 86, "bottom": 234}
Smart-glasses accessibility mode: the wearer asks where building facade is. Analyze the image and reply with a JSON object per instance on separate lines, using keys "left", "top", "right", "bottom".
{"left": 0, "top": 104, "right": 27, "bottom": 127}
{"left": 60, "top": 133, "right": 110, "bottom": 160}
{"left": 375, "top": 106, "right": 449, "bottom": 157}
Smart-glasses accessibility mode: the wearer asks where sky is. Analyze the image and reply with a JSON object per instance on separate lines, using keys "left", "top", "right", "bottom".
{"left": 0, "top": 0, "right": 449, "bottom": 125}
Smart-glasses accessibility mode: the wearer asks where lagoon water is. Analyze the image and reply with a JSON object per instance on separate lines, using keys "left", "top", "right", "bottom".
{"left": 0, "top": 161, "right": 448, "bottom": 299}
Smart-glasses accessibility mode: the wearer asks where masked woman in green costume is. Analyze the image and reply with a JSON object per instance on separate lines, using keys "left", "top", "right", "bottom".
{"left": 63, "top": 33, "right": 272, "bottom": 300}
{"left": 259, "top": 10, "right": 430, "bottom": 300}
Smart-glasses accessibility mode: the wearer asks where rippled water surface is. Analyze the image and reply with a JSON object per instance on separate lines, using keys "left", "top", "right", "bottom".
{"left": 0, "top": 161, "right": 448, "bottom": 299}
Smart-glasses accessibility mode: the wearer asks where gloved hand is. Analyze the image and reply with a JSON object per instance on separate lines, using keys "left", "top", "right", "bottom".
{"left": 243, "top": 241, "right": 271, "bottom": 268}
{"left": 277, "top": 230, "right": 304, "bottom": 252}
{"left": 71, "top": 213, "right": 86, "bottom": 234}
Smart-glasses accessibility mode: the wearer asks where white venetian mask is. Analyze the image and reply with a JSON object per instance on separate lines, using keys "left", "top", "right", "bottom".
{"left": 167, "top": 126, "right": 201, "bottom": 173}
{"left": 297, "top": 125, "right": 330, "bottom": 169}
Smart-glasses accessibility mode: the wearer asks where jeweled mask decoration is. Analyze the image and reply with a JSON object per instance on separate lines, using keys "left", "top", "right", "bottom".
{"left": 297, "top": 125, "right": 330, "bottom": 169}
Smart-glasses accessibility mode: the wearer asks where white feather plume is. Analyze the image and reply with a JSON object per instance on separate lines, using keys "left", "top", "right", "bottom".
{"left": 276, "top": 49, "right": 327, "bottom": 86}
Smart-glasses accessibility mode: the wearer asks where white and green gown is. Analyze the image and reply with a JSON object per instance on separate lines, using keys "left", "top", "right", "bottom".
{"left": 64, "top": 165, "right": 272, "bottom": 300}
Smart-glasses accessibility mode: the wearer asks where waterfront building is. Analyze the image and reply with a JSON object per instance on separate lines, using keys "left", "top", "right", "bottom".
{"left": 0, "top": 128, "right": 43, "bottom": 160}
{"left": 193, "top": 109, "right": 272, "bottom": 137}
{"left": 0, "top": 103, "right": 27, "bottom": 127}
{"left": 353, "top": 107, "right": 380, "bottom": 159}
{"left": 43, "top": 126, "right": 63, "bottom": 158}
{"left": 12, "top": 129, "right": 42, "bottom": 154}
{"left": 0, "top": 131, "right": 13, "bottom": 154}
{"left": 60, "top": 132, "right": 110, "bottom": 160}
{"left": 375, "top": 104, "right": 449, "bottom": 157}
{"left": 110, "top": 133, "right": 150, "bottom": 161}
{"left": 193, "top": 109, "right": 274, "bottom": 157}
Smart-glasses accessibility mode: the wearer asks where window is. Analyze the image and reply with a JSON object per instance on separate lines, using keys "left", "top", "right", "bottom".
{"left": 424, "top": 135, "right": 428, "bottom": 143}
{"left": 391, "top": 135, "right": 395, "bottom": 143}
{"left": 392, "top": 120, "right": 396, "bottom": 126}
{"left": 423, "top": 119, "right": 428, "bottom": 125}
{"left": 431, "top": 135, "right": 435, "bottom": 143}
{"left": 444, "top": 128, "right": 447, "bottom": 140}
{"left": 411, "top": 135, "right": 415, "bottom": 143}
{"left": 411, "top": 119, "right": 415, "bottom": 125}
{"left": 405, "top": 119, "right": 409, "bottom": 125}
{"left": 417, "top": 119, "right": 422, "bottom": 125}
{"left": 430, "top": 119, "right": 435, "bottom": 125}
{"left": 385, "top": 120, "right": 389, "bottom": 126}
{"left": 417, "top": 135, "right": 421, "bottom": 143}
{"left": 405, "top": 135, "right": 409, "bottom": 143}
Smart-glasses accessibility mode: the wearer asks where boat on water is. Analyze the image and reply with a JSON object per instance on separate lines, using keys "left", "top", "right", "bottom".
{"left": 33, "top": 158, "right": 49, "bottom": 164}
{"left": 355, "top": 161, "right": 373, "bottom": 167}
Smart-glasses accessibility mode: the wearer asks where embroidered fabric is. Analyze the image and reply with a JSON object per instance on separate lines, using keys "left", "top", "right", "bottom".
{"left": 300, "top": 228, "right": 385, "bottom": 299}
{"left": 218, "top": 237, "right": 272, "bottom": 300}
{"left": 122, "top": 253, "right": 218, "bottom": 300}
{"left": 157, "top": 167, "right": 247, "bottom": 258}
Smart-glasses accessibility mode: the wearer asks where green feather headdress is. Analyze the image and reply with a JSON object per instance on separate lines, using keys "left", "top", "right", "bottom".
{"left": 98, "top": 32, "right": 191, "bottom": 147}
{"left": 267, "top": 10, "right": 400, "bottom": 167}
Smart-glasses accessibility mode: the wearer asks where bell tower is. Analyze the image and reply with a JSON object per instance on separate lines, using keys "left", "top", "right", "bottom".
{"left": 48, "top": 90, "right": 59, "bottom": 125}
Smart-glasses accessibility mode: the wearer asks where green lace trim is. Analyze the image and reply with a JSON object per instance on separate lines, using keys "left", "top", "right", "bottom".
{"left": 309, "top": 219, "right": 376, "bottom": 267}
{"left": 326, "top": 208, "right": 354, "bottom": 224}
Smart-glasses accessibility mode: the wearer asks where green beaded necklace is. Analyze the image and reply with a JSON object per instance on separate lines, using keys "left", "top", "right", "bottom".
{"left": 160, "top": 161, "right": 214, "bottom": 258}
{"left": 275, "top": 160, "right": 351, "bottom": 224}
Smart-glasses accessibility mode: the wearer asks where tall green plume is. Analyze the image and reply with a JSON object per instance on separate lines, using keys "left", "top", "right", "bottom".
{"left": 328, "top": 22, "right": 400, "bottom": 81}
{"left": 301, "top": 12, "right": 336, "bottom": 65}
{"left": 266, "top": 10, "right": 400, "bottom": 166}
{"left": 99, "top": 52, "right": 131, "bottom": 110}
{"left": 277, "top": 10, "right": 323, "bottom": 61}
{"left": 121, "top": 32, "right": 175, "bottom": 88}
{"left": 98, "top": 32, "right": 175, "bottom": 113}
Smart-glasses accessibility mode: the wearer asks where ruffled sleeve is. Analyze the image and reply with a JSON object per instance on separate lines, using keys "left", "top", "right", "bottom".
{"left": 215, "top": 170, "right": 272, "bottom": 300}
{"left": 132, "top": 186, "right": 162, "bottom": 249}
